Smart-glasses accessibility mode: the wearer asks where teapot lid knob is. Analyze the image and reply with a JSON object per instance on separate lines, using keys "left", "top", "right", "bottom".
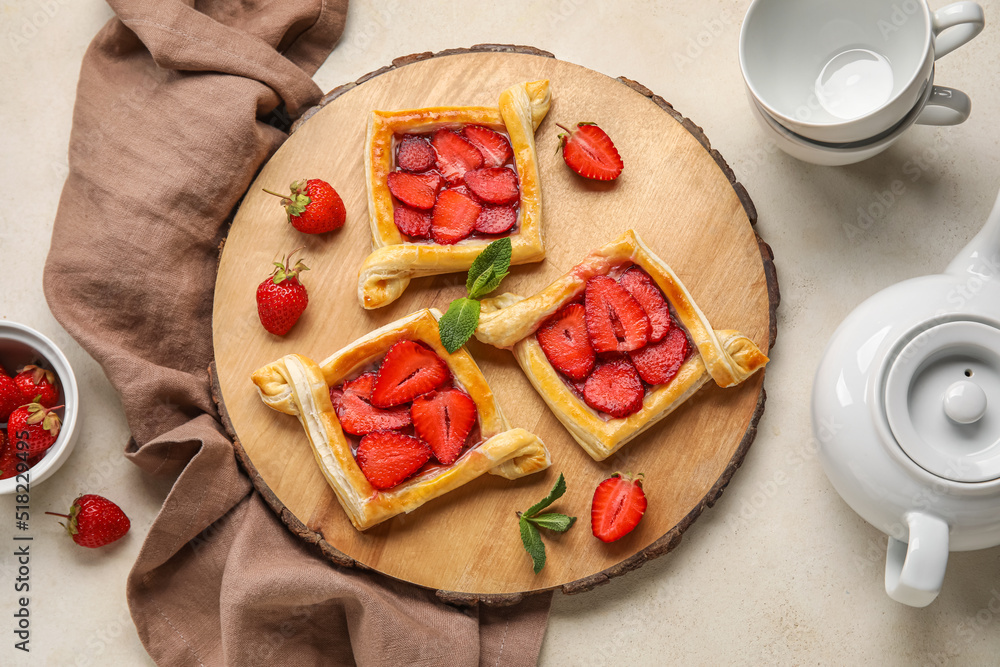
{"left": 943, "top": 379, "right": 988, "bottom": 425}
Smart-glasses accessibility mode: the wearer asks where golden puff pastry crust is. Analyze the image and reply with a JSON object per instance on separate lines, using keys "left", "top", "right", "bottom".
{"left": 474, "top": 230, "right": 769, "bottom": 461}
{"left": 250, "top": 309, "right": 551, "bottom": 530}
{"left": 358, "top": 80, "right": 551, "bottom": 309}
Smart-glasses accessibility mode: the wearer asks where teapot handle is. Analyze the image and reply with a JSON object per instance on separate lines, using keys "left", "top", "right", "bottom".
{"left": 946, "top": 186, "right": 1000, "bottom": 277}
{"left": 884, "top": 512, "right": 949, "bottom": 607}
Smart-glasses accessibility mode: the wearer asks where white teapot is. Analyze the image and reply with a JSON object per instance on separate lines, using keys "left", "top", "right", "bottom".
{"left": 813, "top": 186, "right": 1000, "bottom": 607}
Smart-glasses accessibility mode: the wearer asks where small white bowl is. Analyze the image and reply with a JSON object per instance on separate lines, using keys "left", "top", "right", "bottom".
{"left": 0, "top": 322, "right": 80, "bottom": 494}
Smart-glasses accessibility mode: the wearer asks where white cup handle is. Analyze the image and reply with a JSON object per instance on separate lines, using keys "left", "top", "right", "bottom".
{"left": 885, "top": 512, "right": 950, "bottom": 607}
{"left": 914, "top": 85, "right": 972, "bottom": 126}
{"left": 933, "top": 2, "right": 985, "bottom": 59}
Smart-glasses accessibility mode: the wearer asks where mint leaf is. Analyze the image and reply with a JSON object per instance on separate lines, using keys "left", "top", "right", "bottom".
{"left": 527, "top": 513, "right": 577, "bottom": 532}
{"left": 438, "top": 297, "right": 481, "bottom": 353}
{"left": 466, "top": 237, "right": 512, "bottom": 299}
{"left": 523, "top": 472, "right": 567, "bottom": 518}
{"left": 468, "top": 266, "right": 497, "bottom": 300}
{"left": 519, "top": 516, "right": 546, "bottom": 574}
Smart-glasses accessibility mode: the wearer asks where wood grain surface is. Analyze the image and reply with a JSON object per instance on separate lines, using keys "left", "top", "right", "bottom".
{"left": 212, "top": 46, "right": 778, "bottom": 604}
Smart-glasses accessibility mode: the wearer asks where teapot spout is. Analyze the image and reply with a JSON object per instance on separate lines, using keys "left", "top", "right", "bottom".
{"left": 946, "top": 185, "right": 1000, "bottom": 277}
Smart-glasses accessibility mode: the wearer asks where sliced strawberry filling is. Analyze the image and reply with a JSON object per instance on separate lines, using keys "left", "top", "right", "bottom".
{"left": 584, "top": 275, "right": 650, "bottom": 353}
{"left": 536, "top": 303, "right": 595, "bottom": 381}
{"left": 333, "top": 341, "right": 483, "bottom": 490}
{"left": 462, "top": 125, "right": 513, "bottom": 167}
{"left": 432, "top": 129, "right": 483, "bottom": 185}
{"left": 388, "top": 126, "right": 521, "bottom": 243}
{"left": 371, "top": 340, "right": 450, "bottom": 408}
{"left": 475, "top": 205, "right": 518, "bottom": 235}
{"left": 619, "top": 266, "right": 672, "bottom": 342}
{"left": 356, "top": 431, "right": 432, "bottom": 491}
{"left": 387, "top": 171, "right": 442, "bottom": 210}
{"left": 536, "top": 265, "right": 693, "bottom": 419}
{"left": 431, "top": 189, "right": 481, "bottom": 245}
{"left": 396, "top": 133, "right": 436, "bottom": 173}
{"left": 411, "top": 388, "right": 478, "bottom": 465}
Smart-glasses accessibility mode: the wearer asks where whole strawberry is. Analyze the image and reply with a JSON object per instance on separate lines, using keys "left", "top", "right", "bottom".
{"left": 14, "top": 365, "right": 59, "bottom": 408}
{"left": 46, "top": 495, "right": 130, "bottom": 548}
{"left": 256, "top": 251, "right": 309, "bottom": 336}
{"left": 7, "top": 402, "right": 61, "bottom": 457}
{"left": 263, "top": 178, "right": 346, "bottom": 234}
{"left": 557, "top": 122, "right": 624, "bottom": 181}
{"left": 0, "top": 370, "right": 25, "bottom": 421}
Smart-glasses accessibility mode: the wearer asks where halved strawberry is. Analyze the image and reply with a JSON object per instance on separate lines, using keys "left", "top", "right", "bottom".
{"left": 332, "top": 372, "right": 412, "bottom": 436}
{"left": 474, "top": 205, "right": 518, "bottom": 235}
{"left": 431, "top": 189, "right": 481, "bottom": 245}
{"left": 583, "top": 357, "right": 644, "bottom": 418}
{"left": 591, "top": 472, "right": 647, "bottom": 543}
{"left": 584, "top": 276, "right": 650, "bottom": 353}
{"left": 619, "top": 267, "right": 672, "bottom": 342}
{"left": 394, "top": 205, "right": 432, "bottom": 239}
{"left": 432, "top": 129, "right": 483, "bottom": 185}
{"left": 371, "top": 340, "right": 450, "bottom": 408}
{"left": 463, "top": 167, "right": 520, "bottom": 206}
{"left": 461, "top": 125, "right": 513, "bottom": 167}
{"left": 629, "top": 327, "right": 689, "bottom": 386}
{"left": 396, "top": 133, "right": 436, "bottom": 172}
{"left": 536, "top": 303, "right": 595, "bottom": 381}
{"left": 355, "top": 431, "right": 432, "bottom": 490}
{"left": 557, "top": 122, "right": 624, "bottom": 181}
{"left": 411, "top": 388, "right": 478, "bottom": 465}
{"left": 387, "top": 171, "right": 442, "bottom": 210}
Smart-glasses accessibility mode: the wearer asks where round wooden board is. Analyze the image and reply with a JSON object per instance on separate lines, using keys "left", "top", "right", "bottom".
{"left": 212, "top": 46, "right": 778, "bottom": 604}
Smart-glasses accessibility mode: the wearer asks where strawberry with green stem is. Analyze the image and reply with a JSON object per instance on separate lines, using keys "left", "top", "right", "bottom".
{"left": 7, "top": 401, "right": 61, "bottom": 457}
{"left": 46, "top": 495, "right": 130, "bottom": 548}
{"left": 256, "top": 249, "right": 309, "bottom": 336}
{"left": 14, "top": 365, "right": 59, "bottom": 408}
{"left": 263, "top": 179, "right": 346, "bottom": 234}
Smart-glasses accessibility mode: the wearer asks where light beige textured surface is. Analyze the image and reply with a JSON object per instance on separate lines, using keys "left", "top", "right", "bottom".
{"left": 3, "top": 0, "right": 1000, "bottom": 664}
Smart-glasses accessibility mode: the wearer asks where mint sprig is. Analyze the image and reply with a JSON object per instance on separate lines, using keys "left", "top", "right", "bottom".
{"left": 517, "top": 473, "right": 576, "bottom": 573}
{"left": 438, "top": 237, "right": 513, "bottom": 353}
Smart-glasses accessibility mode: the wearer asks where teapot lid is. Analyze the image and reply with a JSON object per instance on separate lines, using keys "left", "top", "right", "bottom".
{"left": 884, "top": 320, "right": 1000, "bottom": 483}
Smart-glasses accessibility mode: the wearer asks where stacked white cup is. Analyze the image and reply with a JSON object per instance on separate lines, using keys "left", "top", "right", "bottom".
{"left": 739, "top": 0, "right": 985, "bottom": 166}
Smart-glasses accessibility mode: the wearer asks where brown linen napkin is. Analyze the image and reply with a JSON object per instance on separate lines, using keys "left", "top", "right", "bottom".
{"left": 42, "top": 1, "right": 553, "bottom": 665}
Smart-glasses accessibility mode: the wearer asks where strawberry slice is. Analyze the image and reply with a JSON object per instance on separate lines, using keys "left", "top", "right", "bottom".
{"left": 619, "top": 266, "right": 672, "bottom": 342}
{"left": 463, "top": 167, "right": 520, "bottom": 206}
{"left": 557, "top": 122, "right": 624, "bottom": 181}
{"left": 355, "top": 431, "right": 432, "bottom": 490}
{"left": 536, "top": 303, "right": 595, "bottom": 381}
{"left": 584, "top": 275, "right": 650, "bottom": 353}
{"left": 629, "top": 327, "right": 690, "bottom": 386}
{"left": 461, "top": 125, "right": 513, "bottom": 167}
{"left": 432, "top": 129, "right": 483, "bottom": 185}
{"left": 474, "top": 205, "right": 518, "bottom": 235}
{"left": 583, "top": 356, "right": 644, "bottom": 418}
{"left": 431, "top": 189, "right": 481, "bottom": 245}
{"left": 591, "top": 473, "right": 647, "bottom": 543}
{"left": 332, "top": 372, "right": 412, "bottom": 436}
{"left": 387, "top": 171, "right": 442, "bottom": 210}
{"left": 394, "top": 205, "right": 432, "bottom": 239}
{"left": 396, "top": 133, "right": 436, "bottom": 172}
{"left": 411, "top": 388, "right": 478, "bottom": 465}
{"left": 371, "top": 340, "right": 450, "bottom": 408}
